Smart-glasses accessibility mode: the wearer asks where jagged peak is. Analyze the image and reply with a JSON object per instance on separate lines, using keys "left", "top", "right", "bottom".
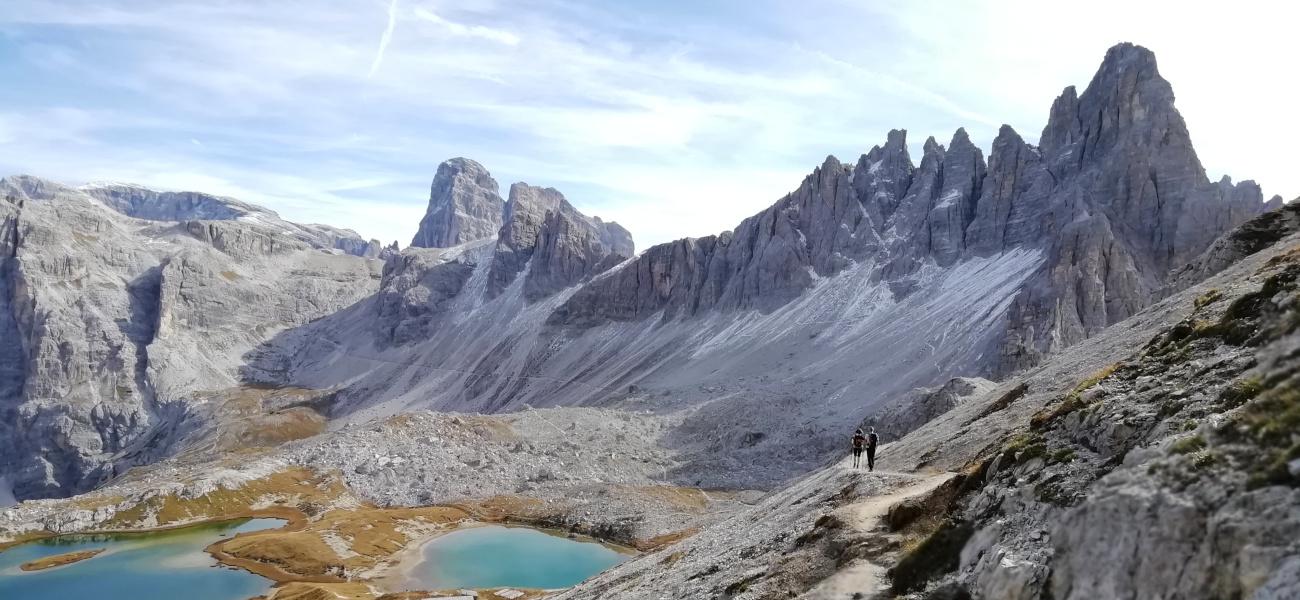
{"left": 1098, "top": 42, "right": 1159, "bottom": 75}
{"left": 922, "top": 136, "right": 943, "bottom": 155}
{"left": 860, "top": 129, "right": 912, "bottom": 167}
{"left": 506, "top": 181, "right": 567, "bottom": 211}
{"left": 412, "top": 157, "right": 505, "bottom": 249}
{"left": 949, "top": 127, "right": 975, "bottom": 150}
{"left": 437, "top": 156, "right": 492, "bottom": 175}
{"left": 994, "top": 124, "right": 1023, "bottom": 143}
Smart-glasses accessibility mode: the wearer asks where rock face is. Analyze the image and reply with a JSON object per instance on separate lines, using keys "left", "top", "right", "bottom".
{"left": 243, "top": 44, "right": 1272, "bottom": 490}
{"left": 488, "top": 183, "right": 634, "bottom": 301}
{"left": 0, "top": 43, "right": 1280, "bottom": 501}
{"left": 81, "top": 183, "right": 388, "bottom": 259}
{"left": 866, "top": 225, "right": 1300, "bottom": 600}
{"left": 993, "top": 43, "right": 1270, "bottom": 374}
{"left": 0, "top": 176, "right": 381, "bottom": 500}
{"left": 553, "top": 45, "right": 1267, "bottom": 351}
{"left": 410, "top": 158, "right": 504, "bottom": 249}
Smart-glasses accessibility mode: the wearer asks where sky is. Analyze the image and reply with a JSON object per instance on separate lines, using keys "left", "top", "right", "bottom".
{"left": 1, "top": 1, "right": 1296, "bottom": 249}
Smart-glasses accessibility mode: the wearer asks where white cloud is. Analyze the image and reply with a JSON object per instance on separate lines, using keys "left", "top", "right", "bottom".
{"left": 412, "top": 7, "right": 519, "bottom": 46}
{"left": 368, "top": 0, "right": 401, "bottom": 77}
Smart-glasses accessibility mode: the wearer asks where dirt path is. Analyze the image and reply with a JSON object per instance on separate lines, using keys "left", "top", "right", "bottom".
{"left": 799, "top": 459, "right": 956, "bottom": 599}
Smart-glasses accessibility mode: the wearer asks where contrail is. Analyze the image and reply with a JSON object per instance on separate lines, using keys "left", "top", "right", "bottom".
{"left": 367, "top": 0, "right": 399, "bottom": 78}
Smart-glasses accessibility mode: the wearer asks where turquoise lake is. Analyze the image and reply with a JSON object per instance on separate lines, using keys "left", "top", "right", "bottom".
{"left": 0, "top": 518, "right": 283, "bottom": 600}
{"left": 405, "top": 525, "right": 631, "bottom": 590}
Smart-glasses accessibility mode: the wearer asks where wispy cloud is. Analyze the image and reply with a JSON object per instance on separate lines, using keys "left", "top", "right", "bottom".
{"left": 368, "top": 0, "right": 400, "bottom": 78}
{"left": 413, "top": 8, "right": 519, "bottom": 46}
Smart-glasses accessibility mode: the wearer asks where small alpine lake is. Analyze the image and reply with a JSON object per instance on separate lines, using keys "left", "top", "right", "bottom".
{"left": 399, "top": 524, "right": 632, "bottom": 590}
{"left": 0, "top": 518, "right": 285, "bottom": 600}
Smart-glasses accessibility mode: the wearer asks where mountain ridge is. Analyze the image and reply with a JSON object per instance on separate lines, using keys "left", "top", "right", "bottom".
{"left": 0, "top": 42, "right": 1280, "bottom": 500}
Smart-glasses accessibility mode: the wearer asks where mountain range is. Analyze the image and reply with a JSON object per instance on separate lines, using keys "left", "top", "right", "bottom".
{"left": 0, "top": 42, "right": 1283, "bottom": 501}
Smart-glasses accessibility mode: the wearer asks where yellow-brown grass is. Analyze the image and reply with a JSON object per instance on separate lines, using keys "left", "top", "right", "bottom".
{"left": 19, "top": 548, "right": 104, "bottom": 571}
{"left": 212, "top": 505, "right": 470, "bottom": 582}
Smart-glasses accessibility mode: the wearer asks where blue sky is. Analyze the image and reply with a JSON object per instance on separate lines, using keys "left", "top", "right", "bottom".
{"left": 1, "top": 1, "right": 1296, "bottom": 249}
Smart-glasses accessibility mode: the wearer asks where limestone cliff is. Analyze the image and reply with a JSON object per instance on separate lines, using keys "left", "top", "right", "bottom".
{"left": 409, "top": 158, "right": 504, "bottom": 249}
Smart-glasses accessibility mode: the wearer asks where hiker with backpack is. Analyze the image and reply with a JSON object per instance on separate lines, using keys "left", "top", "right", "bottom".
{"left": 865, "top": 426, "right": 879, "bottom": 471}
{"left": 851, "top": 427, "right": 881, "bottom": 471}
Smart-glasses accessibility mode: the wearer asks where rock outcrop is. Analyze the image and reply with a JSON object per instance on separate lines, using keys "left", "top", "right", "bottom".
{"left": 82, "top": 183, "right": 387, "bottom": 259}
{"left": 410, "top": 158, "right": 504, "bottom": 249}
{"left": 243, "top": 44, "right": 1275, "bottom": 491}
{"left": 488, "top": 183, "right": 634, "bottom": 300}
{"left": 0, "top": 176, "right": 381, "bottom": 500}
{"left": 994, "top": 43, "right": 1270, "bottom": 374}
{"left": 553, "top": 46, "right": 1267, "bottom": 343}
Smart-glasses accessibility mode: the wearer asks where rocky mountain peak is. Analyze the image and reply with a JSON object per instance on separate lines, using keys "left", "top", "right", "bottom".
{"left": 853, "top": 128, "right": 914, "bottom": 225}
{"left": 410, "top": 157, "right": 505, "bottom": 249}
{"left": 1041, "top": 42, "right": 1177, "bottom": 170}
{"left": 488, "top": 182, "right": 634, "bottom": 301}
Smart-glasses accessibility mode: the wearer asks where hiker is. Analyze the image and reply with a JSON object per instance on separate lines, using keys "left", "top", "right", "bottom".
{"left": 851, "top": 429, "right": 867, "bottom": 468}
{"left": 866, "top": 427, "right": 879, "bottom": 471}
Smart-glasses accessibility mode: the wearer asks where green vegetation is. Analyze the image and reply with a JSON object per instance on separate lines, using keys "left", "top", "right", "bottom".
{"left": 1074, "top": 364, "right": 1118, "bottom": 394}
{"left": 1029, "top": 363, "right": 1119, "bottom": 430}
{"left": 1171, "top": 435, "right": 1207, "bottom": 455}
{"left": 1194, "top": 288, "right": 1223, "bottom": 309}
{"left": 1050, "top": 448, "right": 1076, "bottom": 464}
{"left": 1235, "top": 379, "right": 1300, "bottom": 488}
{"left": 1220, "top": 376, "right": 1264, "bottom": 409}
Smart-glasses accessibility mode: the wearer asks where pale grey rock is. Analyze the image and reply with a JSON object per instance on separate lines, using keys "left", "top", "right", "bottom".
{"left": 1171, "top": 196, "right": 1300, "bottom": 289}
{"left": 488, "top": 183, "right": 633, "bottom": 301}
{"left": 410, "top": 158, "right": 504, "bottom": 249}
{"left": 375, "top": 244, "right": 484, "bottom": 344}
{"left": 928, "top": 128, "right": 986, "bottom": 267}
{"left": 852, "top": 128, "right": 914, "bottom": 227}
{"left": 82, "top": 182, "right": 385, "bottom": 259}
{"left": 552, "top": 154, "right": 883, "bottom": 323}
{"left": 964, "top": 125, "right": 1050, "bottom": 256}
{"left": 993, "top": 43, "right": 1271, "bottom": 375}
{"left": 1254, "top": 557, "right": 1300, "bottom": 600}
{"left": 84, "top": 183, "right": 255, "bottom": 221}
{"left": 880, "top": 137, "right": 945, "bottom": 280}
{"left": 0, "top": 175, "right": 380, "bottom": 500}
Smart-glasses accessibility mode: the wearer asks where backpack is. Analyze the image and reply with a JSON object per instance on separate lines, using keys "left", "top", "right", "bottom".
{"left": 868, "top": 432, "right": 879, "bottom": 448}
